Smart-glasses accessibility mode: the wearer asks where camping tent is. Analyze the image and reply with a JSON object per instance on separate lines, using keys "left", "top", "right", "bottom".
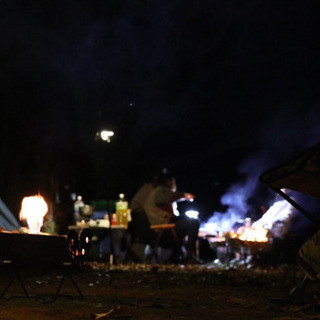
{"left": 0, "top": 198, "right": 21, "bottom": 231}
{"left": 260, "top": 143, "right": 320, "bottom": 226}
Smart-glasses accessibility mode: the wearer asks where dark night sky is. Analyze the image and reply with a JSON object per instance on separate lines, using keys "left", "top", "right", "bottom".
{"left": 1, "top": 0, "right": 320, "bottom": 223}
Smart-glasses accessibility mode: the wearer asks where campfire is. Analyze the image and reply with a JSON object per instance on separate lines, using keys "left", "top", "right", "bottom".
{"left": 229, "top": 225, "right": 269, "bottom": 243}
{"left": 19, "top": 194, "right": 48, "bottom": 234}
{"left": 228, "top": 224, "right": 270, "bottom": 256}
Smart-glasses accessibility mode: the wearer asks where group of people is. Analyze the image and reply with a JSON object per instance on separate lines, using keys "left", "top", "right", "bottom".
{"left": 129, "top": 170, "right": 201, "bottom": 264}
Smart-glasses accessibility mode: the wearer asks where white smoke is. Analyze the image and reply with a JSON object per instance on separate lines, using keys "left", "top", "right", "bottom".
{"left": 201, "top": 180, "right": 255, "bottom": 233}
{"left": 201, "top": 152, "right": 271, "bottom": 233}
{"left": 201, "top": 103, "right": 320, "bottom": 235}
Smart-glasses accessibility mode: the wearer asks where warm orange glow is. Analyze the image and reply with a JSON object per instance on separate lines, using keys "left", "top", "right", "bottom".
{"left": 19, "top": 195, "right": 48, "bottom": 234}
{"left": 230, "top": 226, "right": 269, "bottom": 243}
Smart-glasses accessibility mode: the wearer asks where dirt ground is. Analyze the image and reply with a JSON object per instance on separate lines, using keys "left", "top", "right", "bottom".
{"left": 0, "top": 261, "right": 319, "bottom": 320}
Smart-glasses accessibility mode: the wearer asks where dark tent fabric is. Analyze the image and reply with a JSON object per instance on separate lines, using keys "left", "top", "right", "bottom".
{"left": 260, "top": 143, "right": 320, "bottom": 225}
{"left": 0, "top": 198, "right": 21, "bottom": 231}
{"left": 260, "top": 143, "right": 320, "bottom": 199}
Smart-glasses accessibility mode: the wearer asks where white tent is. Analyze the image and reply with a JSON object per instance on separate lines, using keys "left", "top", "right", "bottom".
{"left": 0, "top": 198, "right": 21, "bottom": 231}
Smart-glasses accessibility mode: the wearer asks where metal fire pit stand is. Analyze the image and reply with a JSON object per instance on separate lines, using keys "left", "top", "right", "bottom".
{"left": 0, "top": 262, "right": 29, "bottom": 298}
{"left": 0, "top": 261, "right": 83, "bottom": 302}
{"left": 0, "top": 229, "right": 92, "bottom": 302}
{"left": 52, "top": 262, "right": 84, "bottom": 301}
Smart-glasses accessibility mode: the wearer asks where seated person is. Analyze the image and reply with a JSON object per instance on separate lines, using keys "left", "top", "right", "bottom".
{"left": 142, "top": 170, "right": 200, "bottom": 264}
{"left": 130, "top": 174, "right": 157, "bottom": 217}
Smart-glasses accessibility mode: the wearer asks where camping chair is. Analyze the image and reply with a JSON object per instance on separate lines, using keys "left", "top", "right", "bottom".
{"left": 260, "top": 143, "right": 320, "bottom": 307}
{"left": 126, "top": 211, "right": 181, "bottom": 264}
{"left": 150, "top": 223, "right": 182, "bottom": 264}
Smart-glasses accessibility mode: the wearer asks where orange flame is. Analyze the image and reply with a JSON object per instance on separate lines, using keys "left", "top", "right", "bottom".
{"left": 230, "top": 225, "right": 269, "bottom": 243}
{"left": 19, "top": 195, "right": 48, "bottom": 234}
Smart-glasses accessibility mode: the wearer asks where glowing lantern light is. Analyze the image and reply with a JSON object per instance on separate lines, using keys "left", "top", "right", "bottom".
{"left": 99, "top": 130, "right": 114, "bottom": 142}
{"left": 19, "top": 195, "right": 48, "bottom": 234}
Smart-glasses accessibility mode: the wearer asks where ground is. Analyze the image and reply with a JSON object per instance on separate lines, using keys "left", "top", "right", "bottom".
{"left": 0, "top": 261, "right": 319, "bottom": 320}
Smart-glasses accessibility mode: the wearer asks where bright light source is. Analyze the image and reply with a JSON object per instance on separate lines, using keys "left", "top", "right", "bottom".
{"left": 19, "top": 195, "right": 48, "bottom": 234}
{"left": 185, "top": 210, "right": 199, "bottom": 219}
{"left": 99, "top": 130, "right": 114, "bottom": 142}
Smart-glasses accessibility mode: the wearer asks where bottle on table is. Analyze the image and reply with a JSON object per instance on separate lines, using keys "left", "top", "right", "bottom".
{"left": 73, "top": 195, "right": 85, "bottom": 224}
{"left": 116, "top": 193, "right": 129, "bottom": 227}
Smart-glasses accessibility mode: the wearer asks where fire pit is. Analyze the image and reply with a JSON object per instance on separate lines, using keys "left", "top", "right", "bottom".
{"left": 0, "top": 229, "right": 92, "bottom": 301}
{"left": 205, "top": 234, "right": 232, "bottom": 263}
{"left": 205, "top": 226, "right": 271, "bottom": 264}
{"left": 228, "top": 225, "right": 270, "bottom": 256}
{"left": 0, "top": 231, "right": 70, "bottom": 266}
{"left": 227, "top": 236, "right": 270, "bottom": 256}
{"left": 205, "top": 235, "right": 227, "bottom": 248}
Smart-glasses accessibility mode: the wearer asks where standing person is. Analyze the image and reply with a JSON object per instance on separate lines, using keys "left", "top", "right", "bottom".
{"left": 143, "top": 170, "right": 201, "bottom": 264}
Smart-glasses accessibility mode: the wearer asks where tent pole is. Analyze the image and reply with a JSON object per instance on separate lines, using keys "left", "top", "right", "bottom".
{"left": 272, "top": 188, "right": 320, "bottom": 226}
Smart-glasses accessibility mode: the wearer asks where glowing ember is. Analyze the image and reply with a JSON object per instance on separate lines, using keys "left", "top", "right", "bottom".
{"left": 230, "top": 225, "right": 269, "bottom": 243}
{"left": 19, "top": 195, "right": 48, "bottom": 234}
